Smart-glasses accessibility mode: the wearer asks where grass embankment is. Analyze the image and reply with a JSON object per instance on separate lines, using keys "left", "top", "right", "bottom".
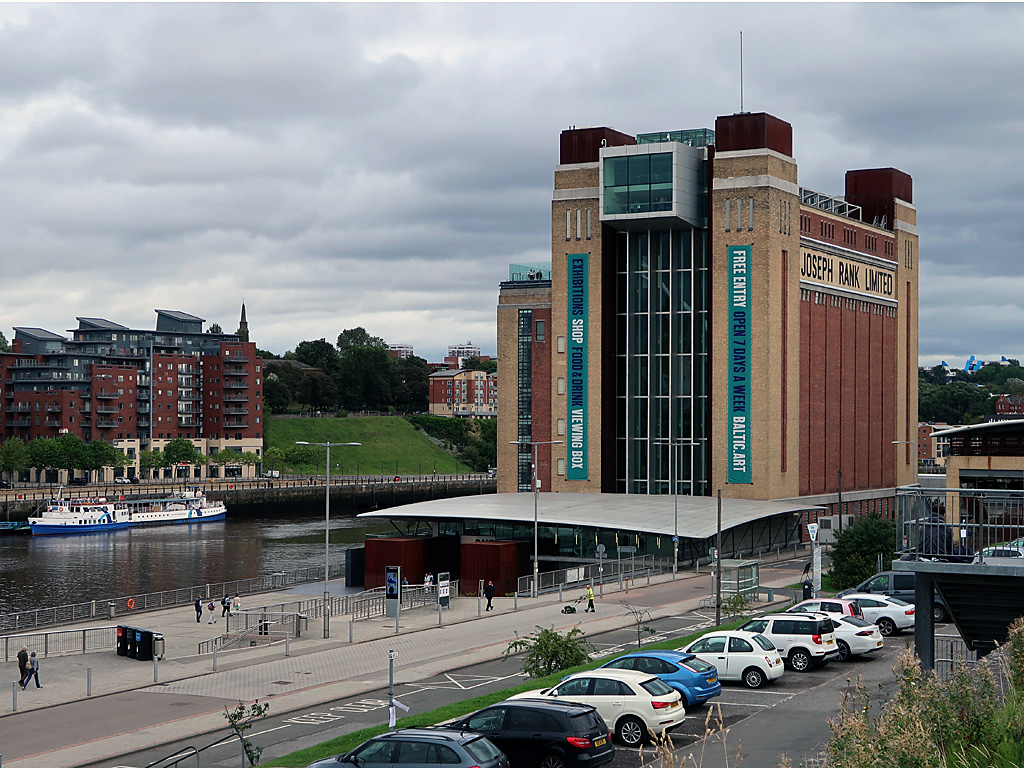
{"left": 264, "top": 617, "right": 751, "bottom": 767}
{"left": 264, "top": 416, "right": 473, "bottom": 476}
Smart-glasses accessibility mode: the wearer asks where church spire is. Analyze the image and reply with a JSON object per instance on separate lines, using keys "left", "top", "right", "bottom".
{"left": 236, "top": 301, "right": 249, "bottom": 342}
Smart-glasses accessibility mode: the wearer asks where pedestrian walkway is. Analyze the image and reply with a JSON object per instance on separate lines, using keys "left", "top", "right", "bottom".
{"left": 0, "top": 562, "right": 805, "bottom": 768}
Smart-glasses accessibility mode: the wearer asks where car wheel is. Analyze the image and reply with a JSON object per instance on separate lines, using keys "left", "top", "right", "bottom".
{"left": 615, "top": 716, "right": 647, "bottom": 746}
{"left": 933, "top": 605, "right": 948, "bottom": 623}
{"left": 742, "top": 667, "right": 766, "bottom": 689}
{"left": 836, "top": 640, "right": 851, "bottom": 662}
{"left": 540, "top": 755, "right": 567, "bottom": 768}
{"left": 789, "top": 648, "right": 812, "bottom": 672}
{"left": 877, "top": 617, "right": 896, "bottom": 637}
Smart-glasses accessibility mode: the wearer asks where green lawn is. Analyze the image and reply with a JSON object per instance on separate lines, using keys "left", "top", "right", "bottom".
{"left": 264, "top": 416, "right": 473, "bottom": 476}
{"left": 262, "top": 617, "right": 751, "bottom": 767}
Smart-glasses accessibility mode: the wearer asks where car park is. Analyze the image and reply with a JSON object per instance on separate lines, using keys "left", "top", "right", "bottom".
{"left": 840, "top": 593, "right": 915, "bottom": 636}
{"left": 451, "top": 699, "right": 614, "bottom": 768}
{"left": 840, "top": 570, "right": 950, "bottom": 623}
{"left": 831, "top": 616, "right": 884, "bottom": 661}
{"left": 788, "top": 597, "right": 864, "bottom": 621}
{"left": 303, "top": 728, "right": 509, "bottom": 768}
{"left": 738, "top": 612, "right": 839, "bottom": 672}
{"left": 598, "top": 649, "right": 721, "bottom": 707}
{"left": 680, "top": 631, "right": 784, "bottom": 689}
{"left": 508, "top": 668, "right": 685, "bottom": 746}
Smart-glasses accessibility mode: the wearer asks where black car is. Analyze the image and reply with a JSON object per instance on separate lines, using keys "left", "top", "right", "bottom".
{"left": 0, "top": 479, "right": 13, "bottom": 489}
{"left": 452, "top": 699, "right": 614, "bottom": 768}
{"left": 69, "top": 477, "right": 89, "bottom": 486}
{"left": 305, "top": 728, "right": 508, "bottom": 768}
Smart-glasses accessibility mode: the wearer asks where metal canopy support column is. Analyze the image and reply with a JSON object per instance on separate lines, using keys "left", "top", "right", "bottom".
{"left": 916, "top": 572, "right": 936, "bottom": 670}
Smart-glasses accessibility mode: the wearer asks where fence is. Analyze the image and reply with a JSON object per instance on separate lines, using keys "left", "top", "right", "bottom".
{"left": 2, "top": 626, "right": 117, "bottom": 662}
{"left": 897, "top": 486, "right": 1024, "bottom": 559}
{"left": 516, "top": 556, "right": 658, "bottom": 596}
{"left": 934, "top": 633, "right": 978, "bottom": 681}
{"left": 0, "top": 564, "right": 341, "bottom": 635}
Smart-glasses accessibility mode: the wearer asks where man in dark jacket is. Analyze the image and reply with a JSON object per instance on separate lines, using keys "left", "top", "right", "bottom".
{"left": 16, "top": 646, "right": 29, "bottom": 690}
{"left": 194, "top": 597, "right": 203, "bottom": 623}
{"left": 484, "top": 581, "right": 496, "bottom": 611}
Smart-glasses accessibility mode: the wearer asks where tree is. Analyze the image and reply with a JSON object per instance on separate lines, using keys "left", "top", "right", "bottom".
{"left": 292, "top": 339, "right": 341, "bottom": 375}
{"left": 139, "top": 449, "right": 168, "bottom": 478}
{"left": 207, "top": 323, "right": 224, "bottom": 334}
{"left": 828, "top": 513, "right": 899, "bottom": 590}
{"left": 0, "top": 331, "right": 10, "bottom": 353}
{"left": 238, "top": 451, "right": 261, "bottom": 467}
{"left": 26, "top": 438, "right": 62, "bottom": 480}
{"left": 85, "top": 440, "right": 130, "bottom": 475}
{"left": 621, "top": 602, "right": 656, "bottom": 648}
{"left": 164, "top": 438, "right": 206, "bottom": 466}
{"left": 262, "top": 446, "right": 286, "bottom": 472}
{"left": 463, "top": 356, "right": 497, "bottom": 373}
{"left": 336, "top": 327, "right": 388, "bottom": 354}
{"left": 392, "top": 356, "right": 430, "bottom": 412}
{"left": 223, "top": 700, "right": 270, "bottom": 766}
{"left": 503, "top": 625, "right": 595, "bottom": 678}
{"left": 1005, "top": 377, "right": 1024, "bottom": 394}
{"left": 262, "top": 373, "right": 292, "bottom": 413}
{"left": 54, "top": 434, "right": 89, "bottom": 476}
{"left": 0, "top": 437, "right": 29, "bottom": 479}
{"left": 294, "top": 369, "right": 338, "bottom": 411}
{"left": 335, "top": 327, "right": 395, "bottom": 411}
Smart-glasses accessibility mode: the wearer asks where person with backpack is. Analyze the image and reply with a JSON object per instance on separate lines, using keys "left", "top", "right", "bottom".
{"left": 221, "top": 594, "right": 231, "bottom": 617}
{"left": 194, "top": 597, "right": 203, "bottom": 623}
{"left": 207, "top": 600, "right": 217, "bottom": 624}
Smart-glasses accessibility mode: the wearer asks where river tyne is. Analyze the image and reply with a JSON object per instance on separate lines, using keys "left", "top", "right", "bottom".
{"left": 0, "top": 508, "right": 392, "bottom": 614}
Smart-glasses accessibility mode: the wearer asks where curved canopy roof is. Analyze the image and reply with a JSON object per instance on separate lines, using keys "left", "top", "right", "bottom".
{"left": 359, "top": 492, "right": 821, "bottom": 540}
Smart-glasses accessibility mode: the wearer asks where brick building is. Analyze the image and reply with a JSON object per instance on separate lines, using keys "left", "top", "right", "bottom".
{"left": 428, "top": 368, "right": 498, "bottom": 418}
{"left": 0, "top": 310, "right": 263, "bottom": 482}
{"left": 497, "top": 111, "right": 918, "bottom": 513}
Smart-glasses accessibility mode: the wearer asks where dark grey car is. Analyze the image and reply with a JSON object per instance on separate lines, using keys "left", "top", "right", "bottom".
{"left": 304, "top": 728, "right": 509, "bottom": 768}
{"left": 841, "top": 571, "right": 949, "bottom": 623}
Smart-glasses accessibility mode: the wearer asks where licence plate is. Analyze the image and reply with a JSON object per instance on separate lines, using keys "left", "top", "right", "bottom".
{"left": 594, "top": 737, "right": 607, "bottom": 747}
{"left": 708, "top": 675, "right": 717, "bottom": 683}
{"left": 670, "top": 700, "right": 680, "bottom": 708}
{"left": 876, "top": 640, "right": 883, "bottom": 647}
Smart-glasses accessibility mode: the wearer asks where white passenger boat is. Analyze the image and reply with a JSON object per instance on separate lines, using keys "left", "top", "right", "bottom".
{"left": 29, "top": 487, "right": 227, "bottom": 535}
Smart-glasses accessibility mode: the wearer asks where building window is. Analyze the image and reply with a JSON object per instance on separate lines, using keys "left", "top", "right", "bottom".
{"left": 748, "top": 197, "right": 754, "bottom": 231}
{"left": 603, "top": 153, "right": 672, "bottom": 215}
{"left": 556, "top": 457, "right": 566, "bottom": 476}
{"left": 557, "top": 336, "right": 566, "bottom": 353}
{"left": 536, "top": 320, "right": 545, "bottom": 342}
{"left": 557, "top": 418, "right": 566, "bottom": 436}
{"left": 725, "top": 198, "right": 731, "bottom": 231}
{"left": 737, "top": 197, "right": 743, "bottom": 230}
{"left": 576, "top": 208, "right": 581, "bottom": 240}
{"left": 565, "top": 209, "right": 571, "bottom": 241}
{"left": 586, "top": 208, "right": 592, "bottom": 240}
{"left": 557, "top": 377, "right": 566, "bottom": 395}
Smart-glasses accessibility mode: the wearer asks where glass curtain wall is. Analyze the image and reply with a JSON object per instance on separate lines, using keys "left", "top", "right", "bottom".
{"left": 517, "top": 309, "right": 534, "bottom": 492}
{"left": 614, "top": 228, "right": 709, "bottom": 495}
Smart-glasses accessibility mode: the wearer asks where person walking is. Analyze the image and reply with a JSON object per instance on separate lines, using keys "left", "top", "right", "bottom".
{"left": 25, "top": 651, "right": 41, "bottom": 689}
{"left": 484, "top": 580, "right": 495, "bottom": 611}
{"left": 221, "top": 594, "right": 231, "bottom": 617}
{"left": 194, "top": 597, "right": 203, "bottom": 623}
{"left": 207, "top": 600, "right": 217, "bottom": 624}
{"left": 16, "top": 645, "right": 29, "bottom": 689}
{"left": 232, "top": 594, "right": 241, "bottom": 615}
{"left": 584, "top": 585, "right": 596, "bottom": 613}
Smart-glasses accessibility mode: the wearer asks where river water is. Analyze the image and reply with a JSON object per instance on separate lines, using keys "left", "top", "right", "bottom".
{"left": 0, "top": 510, "right": 392, "bottom": 614}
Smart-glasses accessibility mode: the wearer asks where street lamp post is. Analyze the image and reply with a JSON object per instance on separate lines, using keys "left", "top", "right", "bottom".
{"left": 509, "top": 439, "right": 563, "bottom": 598}
{"left": 654, "top": 440, "right": 698, "bottom": 578}
{"left": 296, "top": 440, "right": 362, "bottom": 638}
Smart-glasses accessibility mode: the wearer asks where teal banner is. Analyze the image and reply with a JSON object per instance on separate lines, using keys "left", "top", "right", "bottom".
{"left": 727, "top": 245, "right": 752, "bottom": 484}
{"left": 567, "top": 253, "right": 589, "bottom": 480}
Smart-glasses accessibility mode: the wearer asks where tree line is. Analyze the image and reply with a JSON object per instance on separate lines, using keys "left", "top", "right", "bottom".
{"left": 919, "top": 360, "right": 1024, "bottom": 424}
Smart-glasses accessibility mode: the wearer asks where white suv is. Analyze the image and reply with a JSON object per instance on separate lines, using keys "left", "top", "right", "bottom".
{"left": 738, "top": 612, "right": 839, "bottom": 672}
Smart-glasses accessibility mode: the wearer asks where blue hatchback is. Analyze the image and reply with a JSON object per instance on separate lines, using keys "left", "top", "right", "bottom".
{"left": 598, "top": 650, "right": 721, "bottom": 707}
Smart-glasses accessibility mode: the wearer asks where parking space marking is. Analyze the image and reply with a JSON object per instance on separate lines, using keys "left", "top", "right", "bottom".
{"left": 405, "top": 672, "right": 527, "bottom": 691}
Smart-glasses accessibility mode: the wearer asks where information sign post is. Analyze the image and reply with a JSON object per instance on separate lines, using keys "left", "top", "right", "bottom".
{"left": 385, "top": 566, "right": 401, "bottom": 619}
{"left": 438, "top": 571, "right": 451, "bottom": 609}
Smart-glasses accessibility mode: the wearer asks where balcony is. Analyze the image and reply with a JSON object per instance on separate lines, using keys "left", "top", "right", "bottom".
{"left": 45, "top": 419, "right": 62, "bottom": 428}
{"left": 224, "top": 419, "right": 249, "bottom": 428}
{"left": 95, "top": 391, "right": 118, "bottom": 400}
{"left": 224, "top": 381, "right": 249, "bottom": 389}
{"left": 137, "top": 391, "right": 150, "bottom": 401}
{"left": 138, "top": 418, "right": 150, "bottom": 427}
{"left": 95, "top": 405, "right": 119, "bottom": 414}
{"left": 178, "top": 416, "right": 197, "bottom": 427}
{"left": 178, "top": 406, "right": 201, "bottom": 415}
{"left": 5, "top": 419, "right": 31, "bottom": 427}
{"left": 5, "top": 405, "right": 31, "bottom": 413}
{"left": 96, "top": 418, "right": 117, "bottom": 428}
{"left": 178, "top": 392, "right": 201, "bottom": 401}
{"left": 226, "top": 356, "right": 250, "bottom": 363}
{"left": 137, "top": 405, "right": 151, "bottom": 414}
{"left": 223, "top": 394, "right": 249, "bottom": 402}
{"left": 224, "top": 407, "right": 249, "bottom": 415}
{"left": 225, "top": 368, "right": 250, "bottom": 376}
{"left": 46, "top": 404, "right": 62, "bottom": 413}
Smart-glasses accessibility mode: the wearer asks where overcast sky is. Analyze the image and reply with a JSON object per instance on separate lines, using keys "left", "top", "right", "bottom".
{"left": 0, "top": 3, "right": 1020, "bottom": 366}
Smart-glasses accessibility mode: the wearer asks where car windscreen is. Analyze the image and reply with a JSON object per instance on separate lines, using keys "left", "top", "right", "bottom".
{"left": 840, "top": 616, "right": 872, "bottom": 628}
{"left": 751, "top": 634, "right": 777, "bottom": 651}
{"left": 682, "top": 657, "right": 717, "bottom": 674}
{"left": 464, "top": 736, "right": 503, "bottom": 763}
{"left": 640, "top": 677, "right": 674, "bottom": 696}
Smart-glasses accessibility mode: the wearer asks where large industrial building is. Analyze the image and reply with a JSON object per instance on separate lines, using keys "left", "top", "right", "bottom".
{"left": 497, "top": 111, "right": 919, "bottom": 515}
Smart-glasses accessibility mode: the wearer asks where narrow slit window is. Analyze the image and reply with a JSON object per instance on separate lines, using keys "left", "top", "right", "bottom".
{"left": 566, "top": 210, "right": 571, "bottom": 241}
{"left": 748, "top": 197, "right": 754, "bottom": 231}
{"left": 725, "top": 198, "right": 731, "bottom": 231}
{"left": 586, "top": 208, "right": 592, "bottom": 240}
{"left": 576, "top": 208, "right": 582, "bottom": 240}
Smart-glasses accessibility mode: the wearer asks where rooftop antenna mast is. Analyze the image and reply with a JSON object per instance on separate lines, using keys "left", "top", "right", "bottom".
{"left": 739, "top": 31, "right": 744, "bottom": 113}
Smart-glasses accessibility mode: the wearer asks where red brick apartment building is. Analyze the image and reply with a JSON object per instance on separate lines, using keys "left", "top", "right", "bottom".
{"left": 0, "top": 310, "right": 263, "bottom": 482}
{"left": 429, "top": 368, "right": 498, "bottom": 418}
{"left": 498, "top": 111, "right": 918, "bottom": 513}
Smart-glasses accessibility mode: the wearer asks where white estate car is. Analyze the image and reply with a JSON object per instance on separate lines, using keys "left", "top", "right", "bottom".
{"left": 738, "top": 612, "right": 839, "bottom": 672}
{"left": 841, "top": 593, "right": 916, "bottom": 636}
{"left": 681, "top": 631, "right": 784, "bottom": 689}
{"left": 508, "top": 668, "right": 685, "bottom": 746}
{"left": 831, "top": 616, "right": 884, "bottom": 661}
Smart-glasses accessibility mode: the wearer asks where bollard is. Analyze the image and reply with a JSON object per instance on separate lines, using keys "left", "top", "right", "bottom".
{"left": 438, "top": 603, "right": 442, "bottom": 625}
{"left": 108, "top": 602, "right": 116, "bottom": 619}
{"left": 286, "top": 633, "right": 290, "bottom": 657}
{"left": 625, "top": 578, "right": 629, "bottom": 593}
{"left": 478, "top": 594, "right": 482, "bottom": 617}
{"left": 153, "top": 655, "right": 159, "bottom": 683}
{"left": 87, "top": 667, "right": 93, "bottom": 697}
{"left": 349, "top": 619, "right": 354, "bottom": 643}
{"left": 559, "top": 585, "right": 563, "bottom": 601}
{"left": 213, "top": 647, "right": 218, "bottom": 672}
{"left": 395, "top": 614, "right": 399, "bottom": 633}
{"left": 647, "top": 570, "right": 651, "bottom": 585}
{"left": 767, "top": 588, "right": 775, "bottom": 601}
{"left": 12, "top": 681, "right": 17, "bottom": 712}
{"left": 514, "top": 592, "right": 518, "bottom": 611}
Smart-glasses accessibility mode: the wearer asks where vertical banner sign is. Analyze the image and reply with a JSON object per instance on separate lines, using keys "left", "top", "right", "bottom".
{"left": 385, "top": 565, "right": 401, "bottom": 618}
{"left": 727, "top": 245, "right": 752, "bottom": 484}
{"left": 567, "top": 253, "right": 590, "bottom": 480}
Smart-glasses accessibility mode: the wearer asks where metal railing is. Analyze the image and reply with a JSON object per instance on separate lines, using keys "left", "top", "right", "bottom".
{"left": 2, "top": 626, "right": 117, "bottom": 661}
{"left": 198, "top": 611, "right": 305, "bottom": 654}
{"left": 516, "top": 556, "right": 658, "bottom": 596}
{"left": 0, "top": 564, "right": 341, "bottom": 635}
{"left": 897, "top": 486, "right": 1024, "bottom": 560}
{"left": 934, "top": 634, "right": 978, "bottom": 681}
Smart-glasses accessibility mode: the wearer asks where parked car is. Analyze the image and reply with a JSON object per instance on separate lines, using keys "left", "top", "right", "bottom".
{"left": 303, "top": 728, "right": 509, "bottom": 768}
{"left": 831, "top": 616, "right": 884, "bottom": 661}
{"left": 840, "top": 593, "right": 915, "bottom": 636}
{"left": 68, "top": 477, "right": 89, "bottom": 486}
{"left": 680, "top": 631, "right": 784, "bottom": 689}
{"left": 973, "top": 546, "right": 1024, "bottom": 564}
{"left": 840, "top": 570, "right": 949, "bottom": 623}
{"left": 598, "top": 650, "right": 721, "bottom": 707}
{"left": 114, "top": 476, "right": 132, "bottom": 484}
{"left": 508, "top": 669, "right": 685, "bottom": 746}
{"left": 0, "top": 479, "right": 13, "bottom": 489}
{"left": 451, "top": 699, "right": 614, "bottom": 768}
{"left": 788, "top": 597, "right": 864, "bottom": 621}
{"left": 738, "top": 612, "right": 839, "bottom": 672}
